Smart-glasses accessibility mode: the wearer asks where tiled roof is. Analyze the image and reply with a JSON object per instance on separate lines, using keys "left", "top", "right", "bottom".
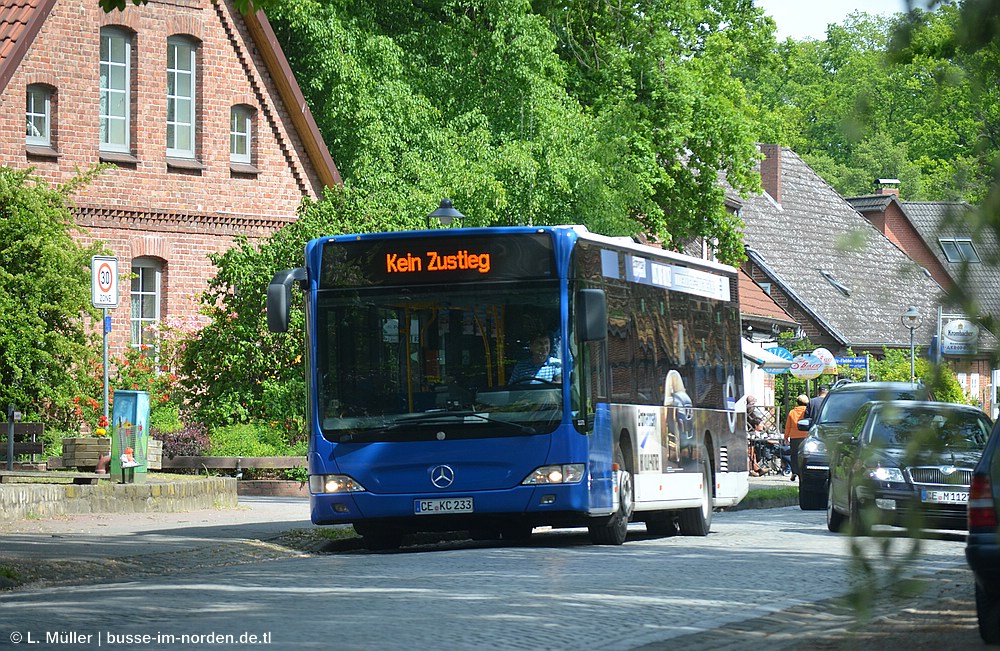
{"left": 902, "top": 201, "right": 1000, "bottom": 320}
{"left": 0, "top": 0, "right": 52, "bottom": 91}
{"left": 846, "top": 194, "right": 894, "bottom": 213}
{"left": 740, "top": 147, "right": 943, "bottom": 348}
{"left": 739, "top": 269, "right": 797, "bottom": 326}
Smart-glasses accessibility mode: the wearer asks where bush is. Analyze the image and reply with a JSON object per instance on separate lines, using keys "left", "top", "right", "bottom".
{"left": 150, "top": 402, "right": 183, "bottom": 437}
{"left": 208, "top": 423, "right": 285, "bottom": 457}
{"left": 160, "top": 422, "right": 210, "bottom": 458}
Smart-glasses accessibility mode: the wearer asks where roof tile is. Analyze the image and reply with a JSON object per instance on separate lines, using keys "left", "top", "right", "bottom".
{"left": 741, "top": 147, "right": 943, "bottom": 348}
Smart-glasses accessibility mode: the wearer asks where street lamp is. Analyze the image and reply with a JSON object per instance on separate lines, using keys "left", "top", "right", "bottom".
{"left": 427, "top": 198, "right": 464, "bottom": 228}
{"left": 901, "top": 305, "right": 921, "bottom": 383}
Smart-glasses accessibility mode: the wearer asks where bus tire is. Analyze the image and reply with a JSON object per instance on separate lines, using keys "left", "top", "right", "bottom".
{"left": 589, "top": 444, "right": 633, "bottom": 545}
{"left": 678, "top": 456, "right": 713, "bottom": 536}
{"left": 355, "top": 524, "right": 403, "bottom": 551}
{"left": 469, "top": 526, "right": 502, "bottom": 541}
{"left": 500, "top": 523, "right": 533, "bottom": 542}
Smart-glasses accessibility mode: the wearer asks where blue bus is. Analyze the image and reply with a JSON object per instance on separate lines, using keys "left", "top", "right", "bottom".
{"left": 267, "top": 225, "right": 748, "bottom": 549}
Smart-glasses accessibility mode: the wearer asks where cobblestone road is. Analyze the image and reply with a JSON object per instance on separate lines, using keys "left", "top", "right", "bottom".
{"left": 0, "top": 494, "right": 981, "bottom": 650}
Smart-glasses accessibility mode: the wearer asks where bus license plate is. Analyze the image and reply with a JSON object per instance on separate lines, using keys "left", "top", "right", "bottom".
{"left": 921, "top": 490, "right": 968, "bottom": 504}
{"left": 414, "top": 498, "right": 474, "bottom": 515}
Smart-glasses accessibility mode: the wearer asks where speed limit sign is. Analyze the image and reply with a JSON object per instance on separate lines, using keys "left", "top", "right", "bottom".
{"left": 91, "top": 256, "right": 119, "bottom": 308}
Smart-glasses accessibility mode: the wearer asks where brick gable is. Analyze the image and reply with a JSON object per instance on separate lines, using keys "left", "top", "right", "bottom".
{"left": 0, "top": 0, "right": 339, "bottom": 359}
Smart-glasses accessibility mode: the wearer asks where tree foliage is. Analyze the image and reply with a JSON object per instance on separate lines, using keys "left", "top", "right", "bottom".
{"left": 0, "top": 167, "right": 107, "bottom": 426}
{"left": 178, "top": 186, "right": 378, "bottom": 435}
{"left": 174, "top": 0, "right": 779, "bottom": 428}
{"left": 741, "top": 5, "right": 998, "bottom": 203}
{"left": 265, "top": 0, "right": 769, "bottom": 260}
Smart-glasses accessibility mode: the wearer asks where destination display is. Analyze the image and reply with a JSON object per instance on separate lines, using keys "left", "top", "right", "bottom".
{"left": 320, "top": 233, "right": 555, "bottom": 287}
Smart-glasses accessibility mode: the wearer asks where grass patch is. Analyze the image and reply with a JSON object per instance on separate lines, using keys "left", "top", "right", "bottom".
{"left": 310, "top": 527, "right": 358, "bottom": 541}
{"left": 750, "top": 485, "right": 799, "bottom": 501}
{"left": 0, "top": 566, "right": 20, "bottom": 581}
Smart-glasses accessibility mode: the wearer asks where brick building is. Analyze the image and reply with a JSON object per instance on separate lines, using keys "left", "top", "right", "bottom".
{"left": 0, "top": 0, "right": 340, "bottom": 357}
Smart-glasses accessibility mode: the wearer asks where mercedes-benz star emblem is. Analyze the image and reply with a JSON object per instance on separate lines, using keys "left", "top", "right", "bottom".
{"left": 430, "top": 465, "right": 455, "bottom": 489}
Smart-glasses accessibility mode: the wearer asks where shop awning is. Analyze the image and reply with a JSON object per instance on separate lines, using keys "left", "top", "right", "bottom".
{"left": 741, "top": 339, "right": 793, "bottom": 370}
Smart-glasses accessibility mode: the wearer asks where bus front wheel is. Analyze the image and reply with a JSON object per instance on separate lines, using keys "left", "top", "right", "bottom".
{"left": 589, "top": 445, "right": 633, "bottom": 545}
{"left": 355, "top": 524, "right": 403, "bottom": 551}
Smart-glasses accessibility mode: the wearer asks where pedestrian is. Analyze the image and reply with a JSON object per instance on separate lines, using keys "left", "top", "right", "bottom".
{"left": 804, "top": 385, "right": 828, "bottom": 421}
{"left": 747, "top": 395, "right": 764, "bottom": 476}
{"left": 784, "top": 394, "right": 809, "bottom": 481}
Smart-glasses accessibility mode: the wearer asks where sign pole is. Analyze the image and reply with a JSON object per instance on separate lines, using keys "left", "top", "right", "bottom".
{"left": 103, "top": 308, "right": 110, "bottom": 422}
{"left": 91, "top": 256, "right": 119, "bottom": 425}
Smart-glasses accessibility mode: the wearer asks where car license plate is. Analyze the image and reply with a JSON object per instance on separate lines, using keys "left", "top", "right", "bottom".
{"left": 414, "top": 498, "right": 474, "bottom": 515}
{"left": 921, "top": 490, "right": 968, "bottom": 505}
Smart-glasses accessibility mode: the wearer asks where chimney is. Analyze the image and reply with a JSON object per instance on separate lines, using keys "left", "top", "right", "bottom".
{"left": 876, "top": 178, "right": 900, "bottom": 198}
{"left": 760, "top": 144, "right": 781, "bottom": 204}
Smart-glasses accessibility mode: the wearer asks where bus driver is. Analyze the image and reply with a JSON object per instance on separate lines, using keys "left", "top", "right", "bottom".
{"left": 510, "top": 332, "right": 562, "bottom": 384}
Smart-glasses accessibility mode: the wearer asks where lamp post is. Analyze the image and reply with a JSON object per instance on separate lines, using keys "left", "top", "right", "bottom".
{"left": 427, "top": 198, "right": 464, "bottom": 228}
{"left": 901, "top": 305, "right": 921, "bottom": 383}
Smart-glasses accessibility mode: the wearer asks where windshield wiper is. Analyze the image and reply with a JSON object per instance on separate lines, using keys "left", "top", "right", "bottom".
{"left": 338, "top": 410, "right": 535, "bottom": 442}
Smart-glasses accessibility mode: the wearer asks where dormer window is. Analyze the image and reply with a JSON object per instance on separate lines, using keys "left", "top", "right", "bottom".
{"left": 820, "top": 270, "right": 851, "bottom": 296}
{"left": 939, "top": 238, "right": 980, "bottom": 263}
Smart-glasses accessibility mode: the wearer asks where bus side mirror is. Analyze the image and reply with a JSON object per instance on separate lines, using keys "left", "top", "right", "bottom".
{"left": 576, "top": 288, "right": 607, "bottom": 342}
{"left": 267, "top": 267, "right": 307, "bottom": 333}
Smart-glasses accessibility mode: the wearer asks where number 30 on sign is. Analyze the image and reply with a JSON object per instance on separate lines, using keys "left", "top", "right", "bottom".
{"left": 91, "top": 256, "right": 119, "bottom": 309}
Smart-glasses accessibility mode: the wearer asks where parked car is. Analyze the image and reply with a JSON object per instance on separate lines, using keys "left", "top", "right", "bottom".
{"left": 797, "top": 381, "right": 929, "bottom": 510}
{"left": 967, "top": 415, "right": 1000, "bottom": 644}
{"left": 825, "top": 400, "right": 990, "bottom": 534}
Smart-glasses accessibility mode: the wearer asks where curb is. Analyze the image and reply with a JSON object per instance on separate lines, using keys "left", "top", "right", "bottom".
{"left": 0, "top": 477, "right": 794, "bottom": 523}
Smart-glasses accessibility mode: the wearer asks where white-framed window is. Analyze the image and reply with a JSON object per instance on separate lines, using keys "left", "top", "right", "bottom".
{"left": 26, "top": 85, "right": 51, "bottom": 146}
{"left": 230, "top": 105, "right": 252, "bottom": 164}
{"left": 166, "top": 37, "right": 196, "bottom": 158}
{"left": 130, "top": 258, "right": 162, "bottom": 348}
{"left": 100, "top": 27, "right": 131, "bottom": 153}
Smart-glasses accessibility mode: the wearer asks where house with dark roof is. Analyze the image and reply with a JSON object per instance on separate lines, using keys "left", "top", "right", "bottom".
{"left": 0, "top": 0, "right": 340, "bottom": 358}
{"left": 739, "top": 145, "right": 944, "bottom": 366}
{"left": 848, "top": 190, "right": 999, "bottom": 414}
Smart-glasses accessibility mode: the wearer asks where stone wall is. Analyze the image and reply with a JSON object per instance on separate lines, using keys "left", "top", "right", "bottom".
{"left": 0, "top": 477, "right": 236, "bottom": 522}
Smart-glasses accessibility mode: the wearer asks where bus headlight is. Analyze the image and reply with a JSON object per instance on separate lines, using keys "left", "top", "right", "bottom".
{"left": 522, "top": 464, "right": 585, "bottom": 485}
{"left": 309, "top": 474, "right": 367, "bottom": 494}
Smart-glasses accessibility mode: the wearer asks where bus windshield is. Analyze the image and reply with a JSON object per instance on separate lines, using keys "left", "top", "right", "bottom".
{"left": 315, "top": 281, "right": 564, "bottom": 442}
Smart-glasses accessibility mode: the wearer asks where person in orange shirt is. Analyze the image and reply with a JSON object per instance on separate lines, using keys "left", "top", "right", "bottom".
{"left": 784, "top": 394, "right": 810, "bottom": 481}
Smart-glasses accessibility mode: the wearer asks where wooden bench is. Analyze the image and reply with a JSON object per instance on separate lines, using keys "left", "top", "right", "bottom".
{"left": 0, "top": 423, "right": 44, "bottom": 462}
{"left": 160, "top": 456, "right": 305, "bottom": 472}
{"left": 0, "top": 469, "right": 109, "bottom": 485}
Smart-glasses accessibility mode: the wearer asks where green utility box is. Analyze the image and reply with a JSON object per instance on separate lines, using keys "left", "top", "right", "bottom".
{"left": 111, "top": 390, "right": 150, "bottom": 484}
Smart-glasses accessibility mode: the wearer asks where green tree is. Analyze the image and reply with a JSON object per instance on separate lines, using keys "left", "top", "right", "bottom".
{"left": 743, "top": 6, "right": 995, "bottom": 203}
{"left": 178, "top": 186, "right": 378, "bottom": 436}
{"left": 0, "top": 167, "right": 107, "bottom": 428}
{"left": 265, "top": 0, "right": 769, "bottom": 261}
{"left": 174, "top": 1, "right": 779, "bottom": 428}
